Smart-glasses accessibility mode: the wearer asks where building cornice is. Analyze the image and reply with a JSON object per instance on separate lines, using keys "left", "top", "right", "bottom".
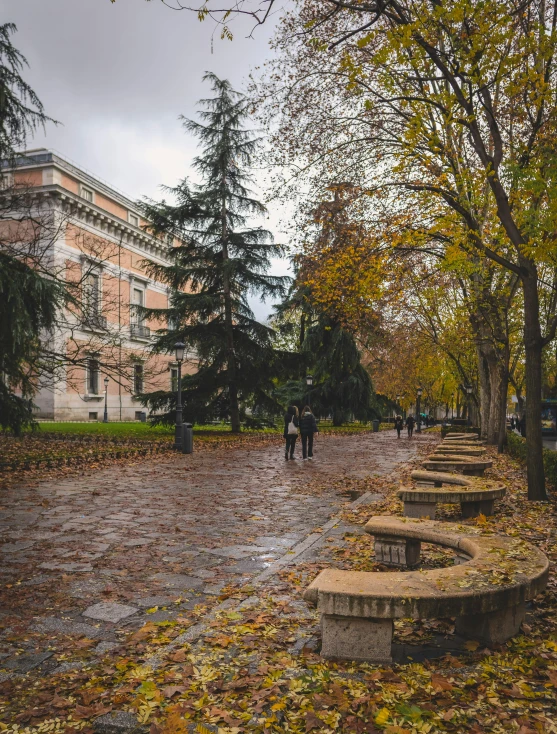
{"left": 36, "top": 185, "right": 171, "bottom": 263}
{"left": 7, "top": 149, "right": 140, "bottom": 214}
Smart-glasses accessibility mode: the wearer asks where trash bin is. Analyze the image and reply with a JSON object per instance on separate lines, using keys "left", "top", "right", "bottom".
{"left": 182, "top": 423, "right": 193, "bottom": 454}
{"left": 372, "top": 419, "right": 380, "bottom": 432}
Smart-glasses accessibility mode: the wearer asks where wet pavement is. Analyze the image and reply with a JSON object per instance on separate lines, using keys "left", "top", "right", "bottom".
{"left": 0, "top": 430, "right": 431, "bottom": 680}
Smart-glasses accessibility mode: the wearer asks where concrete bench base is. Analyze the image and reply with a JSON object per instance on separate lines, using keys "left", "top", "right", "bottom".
{"left": 375, "top": 536, "right": 421, "bottom": 566}
{"left": 403, "top": 500, "right": 438, "bottom": 519}
{"left": 461, "top": 499, "right": 494, "bottom": 517}
{"left": 321, "top": 614, "right": 393, "bottom": 662}
{"left": 402, "top": 498, "right": 495, "bottom": 519}
{"left": 321, "top": 604, "right": 525, "bottom": 662}
{"left": 455, "top": 602, "right": 526, "bottom": 644}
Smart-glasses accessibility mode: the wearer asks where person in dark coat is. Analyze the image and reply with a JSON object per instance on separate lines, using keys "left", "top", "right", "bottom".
{"left": 406, "top": 414, "right": 415, "bottom": 437}
{"left": 394, "top": 414, "right": 404, "bottom": 439}
{"left": 519, "top": 414, "right": 526, "bottom": 437}
{"left": 283, "top": 405, "right": 299, "bottom": 460}
{"left": 299, "top": 405, "right": 318, "bottom": 460}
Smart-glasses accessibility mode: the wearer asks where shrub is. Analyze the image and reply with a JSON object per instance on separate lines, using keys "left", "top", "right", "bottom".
{"left": 506, "top": 431, "right": 557, "bottom": 489}
{"left": 440, "top": 425, "right": 480, "bottom": 438}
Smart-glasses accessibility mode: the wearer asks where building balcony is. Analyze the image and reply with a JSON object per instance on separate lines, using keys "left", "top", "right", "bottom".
{"left": 130, "top": 323, "right": 151, "bottom": 340}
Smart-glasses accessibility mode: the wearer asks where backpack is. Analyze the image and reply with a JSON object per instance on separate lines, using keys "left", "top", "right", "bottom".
{"left": 287, "top": 415, "right": 298, "bottom": 435}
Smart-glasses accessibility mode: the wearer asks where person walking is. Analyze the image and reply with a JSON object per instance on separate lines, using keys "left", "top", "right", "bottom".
{"left": 394, "top": 414, "right": 404, "bottom": 439}
{"left": 406, "top": 414, "right": 415, "bottom": 437}
{"left": 283, "top": 405, "right": 299, "bottom": 460}
{"left": 299, "top": 405, "right": 318, "bottom": 460}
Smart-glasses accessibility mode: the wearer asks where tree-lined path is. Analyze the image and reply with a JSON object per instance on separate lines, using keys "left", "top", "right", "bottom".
{"left": 0, "top": 431, "right": 431, "bottom": 683}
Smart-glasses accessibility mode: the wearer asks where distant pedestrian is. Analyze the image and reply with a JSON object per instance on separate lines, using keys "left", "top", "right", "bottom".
{"left": 299, "top": 405, "right": 318, "bottom": 460}
{"left": 519, "top": 414, "right": 526, "bottom": 437}
{"left": 510, "top": 416, "right": 515, "bottom": 430}
{"left": 394, "top": 414, "right": 404, "bottom": 439}
{"left": 283, "top": 405, "right": 299, "bottom": 460}
{"left": 406, "top": 414, "right": 415, "bottom": 437}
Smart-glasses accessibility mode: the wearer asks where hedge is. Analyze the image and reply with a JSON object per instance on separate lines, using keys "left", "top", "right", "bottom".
{"left": 506, "top": 431, "right": 557, "bottom": 489}
{"left": 440, "top": 425, "right": 481, "bottom": 438}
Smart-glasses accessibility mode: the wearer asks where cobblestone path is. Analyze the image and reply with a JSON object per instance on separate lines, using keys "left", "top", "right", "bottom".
{"left": 0, "top": 430, "right": 432, "bottom": 680}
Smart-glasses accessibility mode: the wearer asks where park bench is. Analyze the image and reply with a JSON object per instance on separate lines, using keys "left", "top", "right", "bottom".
{"left": 435, "top": 445, "right": 486, "bottom": 456}
{"left": 422, "top": 453, "right": 493, "bottom": 477}
{"left": 444, "top": 433, "right": 480, "bottom": 441}
{"left": 304, "top": 516, "right": 548, "bottom": 662}
{"left": 443, "top": 439, "right": 483, "bottom": 447}
{"left": 396, "top": 470, "right": 505, "bottom": 518}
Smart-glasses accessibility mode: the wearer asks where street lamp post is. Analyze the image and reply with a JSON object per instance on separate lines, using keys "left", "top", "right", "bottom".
{"left": 306, "top": 374, "right": 313, "bottom": 409}
{"left": 416, "top": 387, "right": 423, "bottom": 433}
{"left": 103, "top": 377, "right": 109, "bottom": 423}
{"left": 174, "top": 341, "right": 185, "bottom": 450}
{"left": 396, "top": 395, "right": 400, "bottom": 417}
{"left": 451, "top": 392, "right": 455, "bottom": 420}
{"left": 465, "top": 384, "right": 473, "bottom": 427}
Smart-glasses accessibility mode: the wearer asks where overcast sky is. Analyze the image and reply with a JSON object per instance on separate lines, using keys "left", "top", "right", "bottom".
{"left": 4, "top": 0, "right": 290, "bottom": 319}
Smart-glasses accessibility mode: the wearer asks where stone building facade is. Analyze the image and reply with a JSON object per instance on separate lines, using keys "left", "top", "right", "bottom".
{"left": 8, "top": 149, "right": 189, "bottom": 421}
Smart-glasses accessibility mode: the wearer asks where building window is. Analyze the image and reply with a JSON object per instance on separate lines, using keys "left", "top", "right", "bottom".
{"left": 166, "top": 233, "right": 174, "bottom": 246}
{"left": 89, "top": 411, "right": 98, "bottom": 421}
{"left": 167, "top": 313, "right": 178, "bottom": 331}
{"left": 170, "top": 367, "right": 178, "bottom": 392}
{"left": 128, "top": 212, "right": 139, "bottom": 227}
{"left": 131, "top": 287, "right": 144, "bottom": 324}
{"left": 87, "top": 359, "right": 100, "bottom": 395}
{"left": 80, "top": 185, "right": 94, "bottom": 203}
{"left": 84, "top": 272, "right": 100, "bottom": 316}
{"left": 0, "top": 172, "right": 14, "bottom": 190}
{"left": 133, "top": 364, "right": 144, "bottom": 395}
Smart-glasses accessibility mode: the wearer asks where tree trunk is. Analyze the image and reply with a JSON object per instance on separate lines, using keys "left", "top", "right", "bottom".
{"left": 476, "top": 343, "right": 491, "bottom": 439}
{"left": 522, "top": 271, "right": 547, "bottom": 500}
{"left": 483, "top": 350, "right": 508, "bottom": 447}
{"left": 497, "top": 359, "right": 509, "bottom": 453}
{"left": 221, "top": 185, "right": 241, "bottom": 433}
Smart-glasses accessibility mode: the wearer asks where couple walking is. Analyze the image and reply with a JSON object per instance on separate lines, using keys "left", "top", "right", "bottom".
{"left": 394, "top": 414, "right": 415, "bottom": 438}
{"left": 284, "top": 405, "right": 318, "bottom": 461}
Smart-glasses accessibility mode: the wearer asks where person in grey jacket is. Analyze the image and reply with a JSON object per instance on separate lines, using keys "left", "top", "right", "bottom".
{"left": 299, "top": 405, "right": 318, "bottom": 460}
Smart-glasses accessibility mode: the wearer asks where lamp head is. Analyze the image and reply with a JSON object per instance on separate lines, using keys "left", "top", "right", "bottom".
{"left": 417, "top": 387, "right": 423, "bottom": 397}
{"left": 465, "top": 384, "right": 473, "bottom": 394}
{"left": 306, "top": 374, "right": 313, "bottom": 386}
{"left": 104, "top": 376, "right": 109, "bottom": 388}
{"left": 174, "top": 341, "right": 185, "bottom": 362}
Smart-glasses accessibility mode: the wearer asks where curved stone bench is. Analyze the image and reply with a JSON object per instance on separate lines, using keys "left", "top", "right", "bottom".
{"left": 443, "top": 440, "right": 484, "bottom": 447}
{"left": 422, "top": 454, "right": 493, "bottom": 477}
{"left": 444, "top": 433, "right": 479, "bottom": 441}
{"left": 396, "top": 471, "right": 505, "bottom": 518}
{"left": 304, "top": 516, "right": 549, "bottom": 662}
{"left": 435, "top": 445, "right": 486, "bottom": 456}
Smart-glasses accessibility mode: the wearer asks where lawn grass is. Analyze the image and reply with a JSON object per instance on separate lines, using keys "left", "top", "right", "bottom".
{"left": 33, "top": 421, "right": 174, "bottom": 437}
{"left": 32, "top": 420, "right": 374, "bottom": 438}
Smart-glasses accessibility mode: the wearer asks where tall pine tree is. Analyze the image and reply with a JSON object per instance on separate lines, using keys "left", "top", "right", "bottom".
{"left": 141, "top": 73, "right": 287, "bottom": 431}
{"left": 0, "top": 23, "right": 60, "bottom": 433}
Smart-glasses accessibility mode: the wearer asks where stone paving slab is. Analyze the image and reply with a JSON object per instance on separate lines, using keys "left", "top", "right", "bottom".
{"left": 82, "top": 602, "right": 139, "bottom": 623}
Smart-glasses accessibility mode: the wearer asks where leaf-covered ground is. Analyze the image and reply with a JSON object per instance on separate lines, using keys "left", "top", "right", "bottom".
{"left": 1, "top": 435, "right": 555, "bottom": 733}
{"left": 0, "top": 422, "right": 374, "bottom": 480}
